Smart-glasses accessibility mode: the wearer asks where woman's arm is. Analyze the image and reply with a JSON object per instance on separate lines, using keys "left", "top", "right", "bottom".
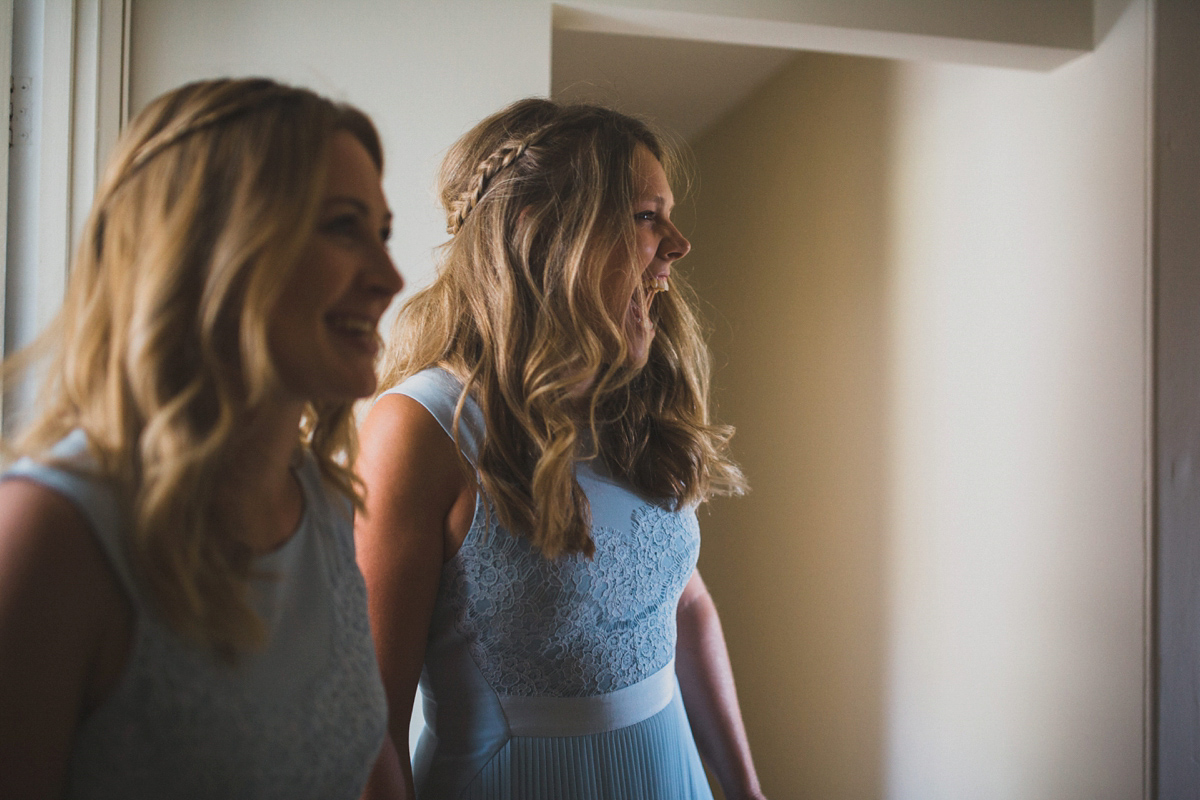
{"left": 675, "top": 570, "right": 766, "bottom": 800}
{"left": 0, "top": 480, "right": 131, "bottom": 799}
{"left": 356, "top": 394, "right": 474, "bottom": 800}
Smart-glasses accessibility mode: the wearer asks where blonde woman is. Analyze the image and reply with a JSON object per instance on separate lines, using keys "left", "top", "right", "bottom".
{"left": 0, "top": 78, "right": 402, "bottom": 798}
{"left": 357, "top": 99, "right": 765, "bottom": 800}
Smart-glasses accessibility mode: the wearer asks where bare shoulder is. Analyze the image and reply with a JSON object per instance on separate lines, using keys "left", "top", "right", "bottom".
{"left": 360, "top": 393, "right": 460, "bottom": 469}
{"left": 0, "top": 477, "right": 128, "bottom": 612}
{"left": 357, "top": 393, "right": 470, "bottom": 517}
{"left": 0, "top": 478, "right": 132, "bottom": 798}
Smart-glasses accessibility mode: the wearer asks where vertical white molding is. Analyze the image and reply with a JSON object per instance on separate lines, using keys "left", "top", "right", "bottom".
{"left": 35, "top": 0, "right": 74, "bottom": 333}
{"left": 71, "top": 0, "right": 127, "bottom": 247}
{"left": 2, "top": 0, "right": 127, "bottom": 431}
{"left": 95, "top": 0, "right": 128, "bottom": 169}
{"left": 38, "top": 0, "right": 129, "bottom": 318}
{"left": 0, "top": 0, "right": 15, "bottom": 370}
{"left": 69, "top": 0, "right": 95, "bottom": 249}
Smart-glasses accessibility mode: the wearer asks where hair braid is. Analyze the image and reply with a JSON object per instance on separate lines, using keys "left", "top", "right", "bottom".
{"left": 446, "top": 125, "right": 550, "bottom": 234}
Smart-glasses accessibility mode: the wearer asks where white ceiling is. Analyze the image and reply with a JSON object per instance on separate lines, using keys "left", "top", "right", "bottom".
{"left": 549, "top": 1, "right": 1091, "bottom": 141}
{"left": 550, "top": 28, "right": 798, "bottom": 143}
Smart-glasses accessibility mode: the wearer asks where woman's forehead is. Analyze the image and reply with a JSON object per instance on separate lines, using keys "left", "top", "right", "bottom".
{"left": 632, "top": 145, "right": 673, "bottom": 207}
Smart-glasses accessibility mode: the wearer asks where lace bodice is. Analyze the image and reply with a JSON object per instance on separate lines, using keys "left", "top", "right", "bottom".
{"left": 388, "top": 369, "right": 700, "bottom": 699}
{"left": 444, "top": 475, "right": 698, "bottom": 697}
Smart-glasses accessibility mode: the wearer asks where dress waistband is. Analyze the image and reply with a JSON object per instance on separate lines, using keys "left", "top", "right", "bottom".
{"left": 497, "top": 659, "right": 677, "bottom": 737}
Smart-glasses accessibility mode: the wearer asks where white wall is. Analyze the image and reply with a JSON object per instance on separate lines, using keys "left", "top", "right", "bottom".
{"left": 131, "top": 0, "right": 553, "bottom": 297}
{"left": 884, "top": 5, "right": 1147, "bottom": 796}
{"left": 685, "top": 1, "right": 1147, "bottom": 798}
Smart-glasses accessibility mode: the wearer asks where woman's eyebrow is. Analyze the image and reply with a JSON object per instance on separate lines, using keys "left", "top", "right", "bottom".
{"left": 649, "top": 194, "right": 676, "bottom": 212}
{"left": 641, "top": 194, "right": 673, "bottom": 207}
{"left": 323, "top": 196, "right": 369, "bottom": 214}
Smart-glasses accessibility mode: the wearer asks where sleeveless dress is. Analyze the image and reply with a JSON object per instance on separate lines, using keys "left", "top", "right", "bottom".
{"left": 386, "top": 368, "right": 714, "bottom": 800}
{"left": 2, "top": 430, "right": 388, "bottom": 800}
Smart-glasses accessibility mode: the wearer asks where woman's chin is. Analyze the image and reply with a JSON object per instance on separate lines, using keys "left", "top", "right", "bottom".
{"left": 622, "top": 310, "right": 654, "bottom": 368}
{"left": 627, "top": 334, "right": 652, "bottom": 368}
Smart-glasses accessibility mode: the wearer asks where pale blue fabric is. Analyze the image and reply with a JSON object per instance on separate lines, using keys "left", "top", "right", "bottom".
{"left": 3, "top": 430, "right": 388, "bottom": 800}
{"left": 385, "top": 368, "right": 714, "bottom": 800}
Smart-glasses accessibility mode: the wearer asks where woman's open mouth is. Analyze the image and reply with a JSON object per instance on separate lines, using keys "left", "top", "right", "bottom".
{"left": 629, "top": 274, "right": 669, "bottom": 333}
{"left": 326, "top": 312, "right": 380, "bottom": 355}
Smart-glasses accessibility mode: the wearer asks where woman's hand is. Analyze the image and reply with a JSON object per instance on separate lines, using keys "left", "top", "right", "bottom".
{"left": 356, "top": 394, "right": 474, "bottom": 800}
{"left": 675, "top": 570, "right": 767, "bottom": 800}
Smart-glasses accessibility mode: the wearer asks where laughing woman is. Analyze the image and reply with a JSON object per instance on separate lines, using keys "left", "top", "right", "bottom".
{"left": 0, "top": 78, "right": 402, "bottom": 798}
{"left": 357, "top": 99, "right": 765, "bottom": 800}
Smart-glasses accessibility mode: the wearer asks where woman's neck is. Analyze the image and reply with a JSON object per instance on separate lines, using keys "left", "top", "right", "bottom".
{"left": 219, "top": 399, "right": 307, "bottom": 554}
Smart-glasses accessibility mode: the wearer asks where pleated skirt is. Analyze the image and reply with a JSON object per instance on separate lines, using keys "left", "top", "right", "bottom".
{"left": 416, "top": 688, "right": 713, "bottom": 800}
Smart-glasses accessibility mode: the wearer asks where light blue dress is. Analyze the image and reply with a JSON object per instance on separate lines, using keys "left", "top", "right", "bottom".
{"left": 2, "top": 430, "right": 388, "bottom": 800}
{"left": 386, "top": 368, "right": 714, "bottom": 800}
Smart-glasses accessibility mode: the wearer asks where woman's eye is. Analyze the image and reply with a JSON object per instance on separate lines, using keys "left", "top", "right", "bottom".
{"left": 323, "top": 214, "right": 361, "bottom": 235}
{"left": 634, "top": 211, "right": 656, "bottom": 222}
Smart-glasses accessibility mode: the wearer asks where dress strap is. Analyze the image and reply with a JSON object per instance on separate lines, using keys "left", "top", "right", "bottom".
{"left": 379, "top": 368, "right": 484, "bottom": 466}
{"left": 2, "top": 429, "right": 139, "bottom": 599}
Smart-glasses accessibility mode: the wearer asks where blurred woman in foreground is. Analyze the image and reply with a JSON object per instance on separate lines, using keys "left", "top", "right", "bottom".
{"left": 0, "top": 78, "right": 402, "bottom": 799}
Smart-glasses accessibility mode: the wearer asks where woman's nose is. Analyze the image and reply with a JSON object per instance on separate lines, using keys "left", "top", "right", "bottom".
{"left": 663, "top": 224, "right": 690, "bottom": 261}
{"left": 368, "top": 246, "right": 404, "bottom": 297}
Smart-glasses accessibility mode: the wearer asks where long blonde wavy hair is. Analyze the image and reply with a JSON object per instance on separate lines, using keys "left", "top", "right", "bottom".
{"left": 4, "top": 78, "right": 383, "bottom": 656}
{"left": 378, "top": 98, "right": 745, "bottom": 559}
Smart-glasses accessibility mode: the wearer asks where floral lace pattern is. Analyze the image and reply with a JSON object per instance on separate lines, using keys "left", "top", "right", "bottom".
{"left": 67, "top": 562, "right": 387, "bottom": 799}
{"left": 444, "top": 497, "right": 700, "bottom": 698}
